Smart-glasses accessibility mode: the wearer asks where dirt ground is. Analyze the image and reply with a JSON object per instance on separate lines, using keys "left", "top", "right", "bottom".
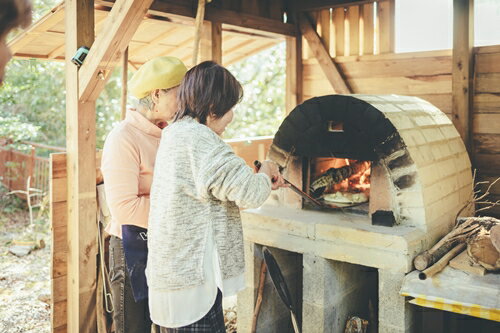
{"left": 0, "top": 187, "right": 237, "bottom": 332}
{"left": 0, "top": 189, "right": 51, "bottom": 333}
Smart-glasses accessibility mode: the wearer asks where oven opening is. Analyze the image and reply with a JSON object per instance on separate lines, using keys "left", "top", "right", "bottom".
{"left": 303, "top": 157, "right": 372, "bottom": 214}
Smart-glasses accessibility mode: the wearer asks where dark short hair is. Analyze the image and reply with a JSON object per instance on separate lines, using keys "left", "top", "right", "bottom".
{"left": 175, "top": 61, "right": 243, "bottom": 124}
{"left": 0, "top": 0, "right": 32, "bottom": 39}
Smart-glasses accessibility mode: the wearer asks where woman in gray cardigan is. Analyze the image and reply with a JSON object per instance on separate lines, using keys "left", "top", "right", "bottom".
{"left": 147, "top": 61, "right": 285, "bottom": 332}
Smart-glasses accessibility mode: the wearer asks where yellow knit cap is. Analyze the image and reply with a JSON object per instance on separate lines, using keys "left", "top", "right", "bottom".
{"left": 129, "top": 56, "right": 187, "bottom": 99}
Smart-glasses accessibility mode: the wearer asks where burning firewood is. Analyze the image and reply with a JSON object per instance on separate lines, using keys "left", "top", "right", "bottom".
{"left": 310, "top": 161, "right": 369, "bottom": 197}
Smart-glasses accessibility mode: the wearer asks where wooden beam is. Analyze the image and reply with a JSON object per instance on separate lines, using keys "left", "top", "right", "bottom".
{"left": 346, "top": 5, "right": 360, "bottom": 56}
{"left": 318, "top": 9, "right": 331, "bottom": 56}
{"left": 452, "top": 0, "right": 474, "bottom": 151}
{"left": 299, "top": 13, "right": 351, "bottom": 94}
{"left": 121, "top": 46, "right": 128, "bottom": 120}
{"left": 377, "top": 0, "right": 395, "bottom": 54}
{"left": 64, "top": 0, "right": 97, "bottom": 332}
{"left": 333, "top": 7, "right": 345, "bottom": 57}
{"left": 361, "top": 2, "right": 374, "bottom": 55}
{"left": 192, "top": 0, "right": 207, "bottom": 65}
{"left": 295, "top": 0, "right": 376, "bottom": 12}
{"left": 286, "top": 35, "right": 302, "bottom": 113}
{"left": 96, "top": 0, "right": 296, "bottom": 37}
{"left": 78, "top": 0, "right": 154, "bottom": 103}
{"left": 200, "top": 21, "right": 222, "bottom": 64}
{"left": 8, "top": 3, "right": 65, "bottom": 53}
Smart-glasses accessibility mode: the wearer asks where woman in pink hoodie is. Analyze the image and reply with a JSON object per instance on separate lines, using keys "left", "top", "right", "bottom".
{"left": 101, "top": 56, "right": 187, "bottom": 333}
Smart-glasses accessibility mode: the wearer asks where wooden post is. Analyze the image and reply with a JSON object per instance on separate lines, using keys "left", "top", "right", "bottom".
{"left": 346, "top": 5, "right": 359, "bottom": 56}
{"left": 286, "top": 35, "right": 302, "bottom": 114}
{"left": 377, "top": 0, "right": 395, "bottom": 54}
{"left": 121, "top": 46, "right": 128, "bottom": 120}
{"left": 78, "top": 0, "right": 154, "bottom": 103}
{"left": 452, "top": 0, "right": 474, "bottom": 151}
{"left": 200, "top": 21, "right": 222, "bottom": 64}
{"left": 333, "top": 7, "right": 345, "bottom": 57}
{"left": 361, "top": 2, "right": 374, "bottom": 55}
{"left": 318, "top": 9, "right": 330, "bottom": 56}
{"left": 65, "top": 0, "right": 97, "bottom": 332}
{"left": 192, "top": 0, "right": 207, "bottom": 65}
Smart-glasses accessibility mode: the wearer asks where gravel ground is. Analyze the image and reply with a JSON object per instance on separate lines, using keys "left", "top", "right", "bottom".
{"left": 0, "top": 191, "right": 51, "bottom": 333}
{"left": 0, "top": 188, "right": 237, "bottom": 333}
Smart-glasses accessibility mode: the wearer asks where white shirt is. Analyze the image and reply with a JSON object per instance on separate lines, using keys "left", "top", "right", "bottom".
{"left": 148, "top": 226, "right": 245, "bottom": 328}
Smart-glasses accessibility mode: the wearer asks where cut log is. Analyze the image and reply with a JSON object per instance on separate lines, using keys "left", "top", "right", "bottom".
{"left": 414, "top": 241, "right": 457, "bottom": 271}
{"left": 467, "top": 232, "right": 500, "bottom": 271}
{"left": 419, "top": 243, "right": 466, "bottom": 280}
{"left": 413, "top": 216, "right": 500, "bottom": 270}
{"left": 490, "top": 224, "right": 500, "bottom": 253}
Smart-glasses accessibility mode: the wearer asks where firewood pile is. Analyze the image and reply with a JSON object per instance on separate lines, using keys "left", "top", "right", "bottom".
{"left": 415, "top": 217, "right": 500, "bottom": 280}
{"left": 414, "top": 175, "right": 500, "bottom": 280}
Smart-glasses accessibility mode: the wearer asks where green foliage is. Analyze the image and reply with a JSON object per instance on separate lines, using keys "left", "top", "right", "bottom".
{"left": 0, "top": 59, "right": 64, "bottom": 147}
{"left": 224, "top": 42, "right": 286, "bottom": 139}
{"left": 32, "top": 0, "right": 60, "bottom": 21}
{"left": 0, "top": 115, "right": 39, "bottom": 149}
{"left": 0, "top": 0, "right": 285, "bottom": 150}
{"left": 0, "top": 59, "right": 123, "bottom": 152}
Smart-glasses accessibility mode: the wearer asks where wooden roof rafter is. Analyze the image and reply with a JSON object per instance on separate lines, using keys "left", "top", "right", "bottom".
{"left": 9, "top": 1, "right": 284, "bottom": 68}
{"left": 95, "top": 0, "right": 296, "bottom": 37}
{"left": 293, "top": 0, "right": 378, "bottom": 12}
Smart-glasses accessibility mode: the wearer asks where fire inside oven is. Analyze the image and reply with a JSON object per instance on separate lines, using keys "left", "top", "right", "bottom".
{"left": 304, "top": 157, "right": 371, "bottom": 212}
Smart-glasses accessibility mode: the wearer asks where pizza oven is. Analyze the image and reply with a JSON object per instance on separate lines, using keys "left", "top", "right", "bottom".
{"left": 267, "top": 94, "right": 474, "bottom": 231}
{"left": 238, "top": 94, "right": 475, "bottom": 332}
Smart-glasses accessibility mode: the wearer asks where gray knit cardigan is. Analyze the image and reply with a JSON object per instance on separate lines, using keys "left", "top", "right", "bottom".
{"left": 146, "top": 117, "right": 272, "bottom": 291}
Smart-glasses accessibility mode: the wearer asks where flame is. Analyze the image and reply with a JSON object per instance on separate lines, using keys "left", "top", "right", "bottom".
{"left": 312, "top": 158, "right": 371, "bottom": 195}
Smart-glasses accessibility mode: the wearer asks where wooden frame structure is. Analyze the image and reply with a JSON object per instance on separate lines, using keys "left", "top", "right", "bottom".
{"left": 37, "top": 0, "right": 500, "bottom": 332}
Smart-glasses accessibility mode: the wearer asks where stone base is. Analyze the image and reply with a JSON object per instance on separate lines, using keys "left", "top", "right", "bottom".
{"left": 237, "top": 242, "right": 302, "bottom": 333}
{"left": 302, "top": 255, "right": 378, "bottom": 333}
{"left": 379, "top": 270, "right": 417, "bottom": 333}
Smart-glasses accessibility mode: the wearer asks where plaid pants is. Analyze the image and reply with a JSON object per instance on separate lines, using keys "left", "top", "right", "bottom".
{"left": 159, "top": 289, "right": 226, "bottom": 333}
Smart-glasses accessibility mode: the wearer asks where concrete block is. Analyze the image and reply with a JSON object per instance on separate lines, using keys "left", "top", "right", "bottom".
{"left": 379, "top": 269, "right": 416, "bottom": 333}
{"left": 440, "top": 125, "right": 460, "bottom": 140}
{"left": 448, "top": 137, "right": 466, "bottom": 155}
{"left": 302, "top": 255, "right": 377, "bottom": 333}
{"left": 399, "top": 207, "right": 426, "bottom": 228}
{"left": 422, "top": 127, "right": 446, "bottom": 142}
{"left": 457, "top": 169, "right": 473, "bottom": 188}
{"left": 238, "top": 244, "right": 302, "bottom": 333}
{"left": 415, "top": 164, "right": 440, "bottom": 187}
{"left": 413, "top": 115, "right": 436, "bottom": 127}
{"left": 387, "top": 114, "right": 416, "bottom": 130}
{"left": 396, "top": 190, "right": 424, "bottom": 209}
{"left": 414, "top": 144, "right": 436, "bottom": 163}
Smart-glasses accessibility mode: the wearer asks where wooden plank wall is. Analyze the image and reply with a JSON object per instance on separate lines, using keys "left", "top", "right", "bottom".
{"left": 304, "top": 0, "right": 394, "bottom": 59}
{"left": 50, "top": 153, "right": 68, "bottom": 333}
{"left": 49, "top": 152, "right": 101, "bottom": 333}
{"left": 214, "top": 0, "right": 285, "bottom": 21}
{"left": 473, "top": 45, "right": 500, "bottom": 217}
{"left": 302, "top": 50, "right": 453, "bottom": 116}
